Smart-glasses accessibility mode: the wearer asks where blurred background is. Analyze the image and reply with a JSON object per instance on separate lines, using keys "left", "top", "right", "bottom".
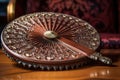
{"left": 0, "top": 0, "right": 120, "bottom": 49}
{"left": 0, "top": 0, "right": 9, "bottom": 44}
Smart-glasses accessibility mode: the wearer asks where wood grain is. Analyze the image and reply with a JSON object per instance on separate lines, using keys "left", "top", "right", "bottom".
{"left": 0, "top": 49, "right": 120, "bottom": 80}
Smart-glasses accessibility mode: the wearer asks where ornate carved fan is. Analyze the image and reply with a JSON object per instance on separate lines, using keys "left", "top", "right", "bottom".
{"left": 1, "top": 12, "right": 112, "bottom": 70}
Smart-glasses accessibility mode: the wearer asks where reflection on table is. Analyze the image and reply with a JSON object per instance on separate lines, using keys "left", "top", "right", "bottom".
{"left": 0, "top": 50, "right": 120, "bottom": 80}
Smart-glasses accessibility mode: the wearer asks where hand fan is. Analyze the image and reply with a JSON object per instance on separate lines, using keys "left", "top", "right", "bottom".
{"left": 1, "top": 12, "right": 112, "bottom": 70}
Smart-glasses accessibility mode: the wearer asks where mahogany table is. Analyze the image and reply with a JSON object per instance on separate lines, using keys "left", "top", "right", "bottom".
{"left": 0, "top": 49, "right": 120, "bottom": 80}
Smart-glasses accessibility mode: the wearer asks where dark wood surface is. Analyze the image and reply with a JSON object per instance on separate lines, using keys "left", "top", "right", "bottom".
{"left": 0, "top": 49, "right": 120, "bottom": 80}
